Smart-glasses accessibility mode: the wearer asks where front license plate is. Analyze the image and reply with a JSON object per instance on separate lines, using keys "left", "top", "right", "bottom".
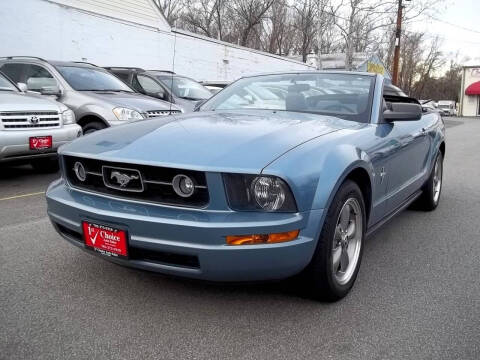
{"left": 82, "top": 221, "right": 128, "bottom": 258}
{"left": 29, "top": 136, "right": 52, "bottom": 150}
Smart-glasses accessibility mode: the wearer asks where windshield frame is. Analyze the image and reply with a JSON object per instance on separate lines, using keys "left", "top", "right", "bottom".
{"left": 55, "top": 65, "right": 135, "bottom": 92}
{"left": 0, "top": 71, "right": 20, "bottom": 92}
{"left": 199, "top": 72, "right": 376, "bottom": 123}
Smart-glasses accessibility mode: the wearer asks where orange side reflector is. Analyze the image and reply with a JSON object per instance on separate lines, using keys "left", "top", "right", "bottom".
{"left": 226, "top": 230, "right": 299, "bottom": 245}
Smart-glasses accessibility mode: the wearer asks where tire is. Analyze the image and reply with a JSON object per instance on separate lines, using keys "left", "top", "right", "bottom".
{"left": 305, "top": 180, "right": 366, "bottom": 301}
{"left": 415, "top": 152, "right": 443, "bottom": 211}
{"left": 82, "top": 121, "right": 106, "bottom": 135}
{"left": 31, "top": 157, "right": 59, "bottom": 173}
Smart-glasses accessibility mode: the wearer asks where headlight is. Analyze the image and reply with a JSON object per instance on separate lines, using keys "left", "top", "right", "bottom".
{"left": 223, "top": 174, "right": 297, "bottom": 212}
{"left": 61, "top": 109, "right": 75, "bottom": 124}
{"left": 112, "top": 107, "right": 144, "bottom": 121}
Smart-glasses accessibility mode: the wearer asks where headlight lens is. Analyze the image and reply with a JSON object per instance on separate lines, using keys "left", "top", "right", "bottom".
{"left": 62, "top": 109, "right": 75, "bottom": 124}
{"left": 112, "top": 107, "right": 144, "bottom": 121}
{"left": 223, "top": 174, "right": 297, "bottom": 212}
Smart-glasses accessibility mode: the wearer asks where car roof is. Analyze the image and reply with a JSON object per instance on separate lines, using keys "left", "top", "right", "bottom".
{"left": 49, "top": 61, "right": 99, "bottom": 68}
{"left": 0, "top": 57, "right": 100, "bottom": 68}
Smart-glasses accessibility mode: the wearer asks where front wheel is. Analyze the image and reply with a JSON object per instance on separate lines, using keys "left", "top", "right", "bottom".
{"left": 305, "top": 180, "right": 366, "bottom": 301}
{"left": 82, "top": 121, "right": 106, "bottom": 135}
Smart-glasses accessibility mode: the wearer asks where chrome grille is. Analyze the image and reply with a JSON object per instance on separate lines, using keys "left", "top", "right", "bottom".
{"left": 63, "top": 156, "right": 209, "bottom": 208}
{"left": 0, "top": 111, "right": 60, "bottom": 130}
{"left": 146, "top": 109, "right": 182, "bottom": 118}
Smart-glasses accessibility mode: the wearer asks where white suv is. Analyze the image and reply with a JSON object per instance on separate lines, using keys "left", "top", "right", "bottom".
{"left": 0, "top": 71, "right": 82, "bottom": 172}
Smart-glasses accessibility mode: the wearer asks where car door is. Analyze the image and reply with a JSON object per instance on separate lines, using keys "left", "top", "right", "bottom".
{"left": 383, "top": 106, "right": 431, "bottom": 214}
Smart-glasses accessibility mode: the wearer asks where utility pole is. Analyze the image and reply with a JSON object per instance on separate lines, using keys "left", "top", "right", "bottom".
{"left": 392, "top": 0, "right": 405, "bottom": 85}
{"left": 316, "top": 0, "right": 324, "bottom": 70}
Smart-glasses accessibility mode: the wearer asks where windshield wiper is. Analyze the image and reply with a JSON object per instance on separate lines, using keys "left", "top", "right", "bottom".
{"left": 179, "top": 96, "right": 204, "bottom": 101}
{"left": 79, "top": 89, "right": 133, "bottom": 92}
{"left": 0, "top": 88, "right": 15, "bottom": 92}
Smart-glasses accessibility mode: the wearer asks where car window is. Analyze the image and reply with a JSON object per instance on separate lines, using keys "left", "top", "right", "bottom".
{"left": 0, "top": 63, "right": 26, "bottom": 83}
{"left": 157, "top": 76, "right": 212, "bottom": 100}
{"left": 0, "top": 72, "right": 18, "bottom": 91}
{"left": 56, "top": 66, "right": 134, "bottom": 92}
{"left": 137, "top": 75, "right": 164, "bottom": 95}
{"left": 113, "top": 72, "right": 130, "bottom": 82}
{"left": 23, "top": 64, "right": 58, "bottom": 92}
{"left": 201, "top": 73, "right": 374, "bottom": 122}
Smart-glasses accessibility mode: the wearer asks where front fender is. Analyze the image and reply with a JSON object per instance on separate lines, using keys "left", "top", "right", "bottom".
{"left": 262, "top": 132, "right": 374, "bottom": 213}
{"left": 76, "top": 104, "right": 115, "bottom": 124}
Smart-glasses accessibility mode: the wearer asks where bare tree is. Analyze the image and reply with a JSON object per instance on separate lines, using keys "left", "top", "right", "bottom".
{"left": 293, "top": 0, "right": 317, "bottom": 62}
{"left": 412, "top": 35, "right": 445, "bottom": 98}
{"left": 230, "top": 0, "right": 275, "bottom": 47}
{"left": 153, "top": 0, "right": 186, "bottom": 25}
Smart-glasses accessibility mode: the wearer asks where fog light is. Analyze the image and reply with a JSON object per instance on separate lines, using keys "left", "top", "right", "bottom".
{"left": 172, "top": 174, "right": 195, "bottom": 197}
{"left": 226, "top": 230, "right": 299, "bottom": 245}
{"left": 73, "top": 161, "right": 86, "bottom": 182}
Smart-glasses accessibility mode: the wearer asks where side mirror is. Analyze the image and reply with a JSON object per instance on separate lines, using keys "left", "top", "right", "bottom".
{"left": 17, "top": 82, "right": 28, "bottom": 92}
{"left": 193, "top": 99, "right": 206, "bottom": 112}
{"left": 383, "top": 102, "right": 422, "bottom": 122}
{"left": 40, "top": 86, "right": 61, "bottom": 97}
{"left": 157, "top": 92, "right": 170, "bottom": 101}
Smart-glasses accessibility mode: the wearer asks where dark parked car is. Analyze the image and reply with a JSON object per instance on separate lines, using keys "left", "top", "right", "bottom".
{"left": 105, "top": 67, "right": 212, "bottom": 112}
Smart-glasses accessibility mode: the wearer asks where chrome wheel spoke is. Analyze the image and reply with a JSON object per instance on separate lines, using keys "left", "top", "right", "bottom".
{"left": 346, "top": 220, "right": 356, "bottom": 238}
{"left": 335, "top": 225, "right": 343, "bottom": 240}
{"left": 332, "top": 246, "right": 342, "bottom": 272}
{"left": 340, "top": 248, "right": 349, "bottom": 272}
{"left": 339, "top": 204, "right": 351, "bottom": 230}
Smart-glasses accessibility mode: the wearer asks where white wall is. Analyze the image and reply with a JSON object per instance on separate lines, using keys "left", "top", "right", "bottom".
{"left": 0, "top": 0, "right": 312, "bottom": 81}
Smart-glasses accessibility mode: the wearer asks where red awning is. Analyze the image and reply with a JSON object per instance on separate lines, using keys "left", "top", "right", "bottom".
{"left": 465, "top": 81, "right": 480, "bottom": 95}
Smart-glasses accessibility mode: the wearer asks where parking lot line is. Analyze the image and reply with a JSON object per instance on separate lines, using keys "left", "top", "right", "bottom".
{"left": 0, "top": 191, "right": 45, "bottom": 202}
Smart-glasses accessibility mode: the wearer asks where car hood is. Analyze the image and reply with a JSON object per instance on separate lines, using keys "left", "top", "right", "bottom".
{"left": 81, "top": 91, "right": 182, "bottom": 112}
{"left": 60, "top": 110, "right": 359, "bottom": 173}
{"left": 0, "top": 92, "right": 62, "bottom": 112}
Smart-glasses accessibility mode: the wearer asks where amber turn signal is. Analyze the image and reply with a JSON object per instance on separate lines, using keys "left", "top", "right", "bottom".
{"left": 226, "top": 230, "right": 300, "bottom": 245}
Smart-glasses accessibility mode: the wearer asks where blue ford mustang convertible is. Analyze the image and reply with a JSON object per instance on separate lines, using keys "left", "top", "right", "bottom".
{"left": 46, "top": 71, "right": 445, "bottom": 300}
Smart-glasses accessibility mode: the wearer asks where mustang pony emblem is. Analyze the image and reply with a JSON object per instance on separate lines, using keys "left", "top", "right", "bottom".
{"left": 110, "top": 171, "right": 139, "bottom": 188}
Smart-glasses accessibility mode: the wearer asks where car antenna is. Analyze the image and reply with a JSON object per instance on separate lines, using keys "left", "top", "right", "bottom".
{"left": 169, "top": 25, "right": 177, "bottom": 114}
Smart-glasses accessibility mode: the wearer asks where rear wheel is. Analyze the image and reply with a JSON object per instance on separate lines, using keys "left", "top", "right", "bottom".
{"left": 415, "top": 152, "right": 443, "bottom": 211}
{"left": 31, "top": 157, "right": 59, "bottom": 173}
{"left": 305, "top": 180, "right": 366, "bottom": 301}
{"left": 82, "top": 121, "right": 106, "bottom": 135}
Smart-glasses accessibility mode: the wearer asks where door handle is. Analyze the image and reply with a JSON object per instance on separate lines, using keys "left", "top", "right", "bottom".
{"left": 421, "top": 127, "right": 427, "bottom": 135}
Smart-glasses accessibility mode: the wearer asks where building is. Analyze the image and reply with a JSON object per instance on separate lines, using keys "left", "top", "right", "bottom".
{"left": 459, "top": 66, "right": 480, "bottom": 117}
{"left": 303, "top": 52, "right": 392, "bottom": 80}
{"left": 0, "top": 0, "right": 312, "bottom": 82}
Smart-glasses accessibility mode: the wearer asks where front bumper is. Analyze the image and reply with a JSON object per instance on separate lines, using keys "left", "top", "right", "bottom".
{"left": 0, "top": 124, "right": 82, "bottom": 162}
{"left": 46, "top": 179, "right": 324, "bottom": 281}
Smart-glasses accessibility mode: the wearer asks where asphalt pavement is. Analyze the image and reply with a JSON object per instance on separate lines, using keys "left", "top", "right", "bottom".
{"left": 1, "top": 117, "right": 479, "bottom": 360}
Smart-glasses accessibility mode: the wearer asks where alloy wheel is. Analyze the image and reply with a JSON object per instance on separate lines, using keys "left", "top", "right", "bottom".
{"left": 332, "top": 198, "right": 363, "bottom": 285}
{"left": 433, "top": 156, "right": 443, "bottom": 204}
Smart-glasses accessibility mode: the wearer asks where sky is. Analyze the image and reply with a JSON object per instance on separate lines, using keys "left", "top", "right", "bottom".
{"left": 410, "top": 0, "right": 480, "bottom": 69}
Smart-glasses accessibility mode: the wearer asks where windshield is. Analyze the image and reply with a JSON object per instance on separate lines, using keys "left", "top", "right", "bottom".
{"left": 56, "top": 66, "right": 134, "bottom": 92}
{"left": 201, "top": 73, "right": 374, "bottom": 122}
{"left": 157, "top": 76, "right": 212, "bottom": 100}
{"left": 0, "top": 72, "right": 18, "bottom": 92}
